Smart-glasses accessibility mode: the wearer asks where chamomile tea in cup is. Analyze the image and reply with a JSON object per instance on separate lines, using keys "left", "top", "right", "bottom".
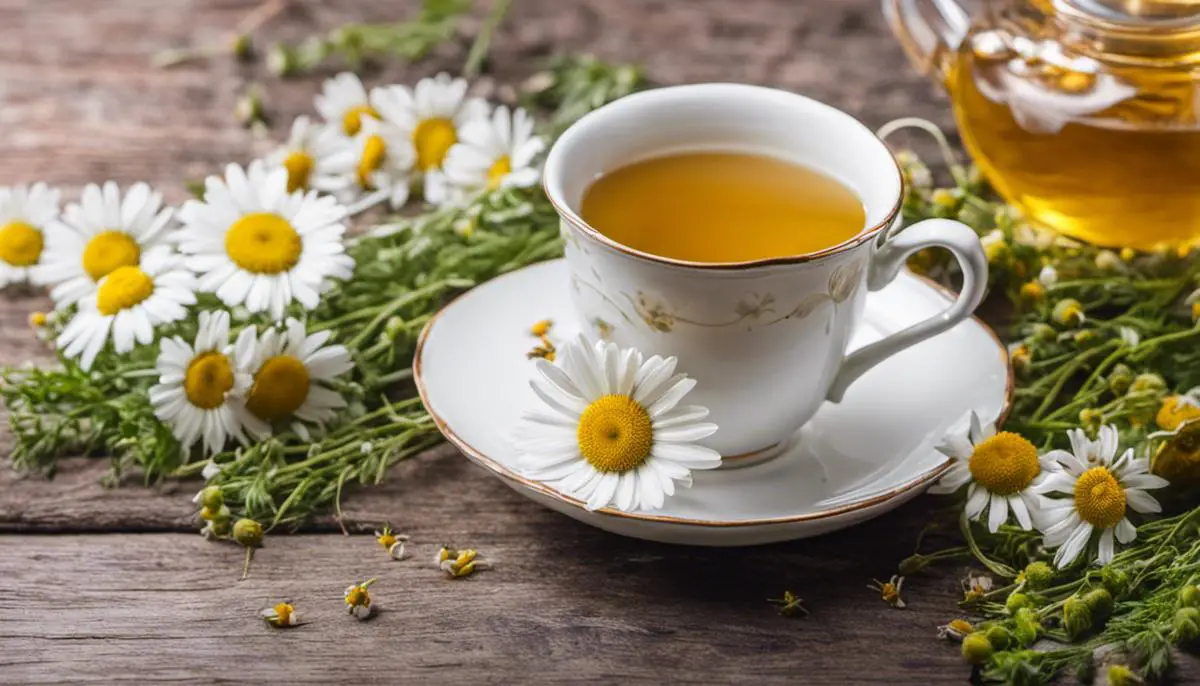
{"left": 543, "top": 84, "right": 988, "bottom": 461}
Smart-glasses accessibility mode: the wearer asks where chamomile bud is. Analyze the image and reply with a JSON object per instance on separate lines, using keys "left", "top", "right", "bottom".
{"left": 1094, "top": 250, "right": 1121, "bottom": 271}
{"left": 28, "top": 311, "right": 47, "bottom": 328}
{"left": 1019, "top": 281, "right": 1044, "bottom": 302}
{"left": 1052, "top": 298, "right": 1086, "bottom": 327}
{"left": 266, "top": 42, "right": 297, "bottom": 76}
{"left": 234, "top": 86, "right": 265, "bottom": 128}
{"left": 230, "top": 33, "right": 254, "bottom": 61}
{"left": 233, "top": 518, "right": 264, "bottom": 581}
{"left": 200, "top": 503, "right": 231, "bottom": 522}
{"left": 1037, "top": 265, "right": 1058, "bottom": 287}
{"left": 1083, "top": 588, "right": 1113, "bottom": 619}
{"left": 385, "top": 316, "right": 405, "bottom": 339}
{"left": 1021, "top": 561, "right": 1054, "bottom": 590}
{"left": 1032, "top": 323, "right": 1057, "bottom": 342}
{"left": 981, "top": 230, "right": 1010, "bottom": 264}
{"left": 1172, "top": 607, "right": 1200, "bottom": 644}
{"left": 1005, "top": 592, "right": 1033, "bottom": 615}
{"left": 1131, "top": 373, "right": 1167, "bottom": 395}
{"left": 1107, "top": 365, "right": 1134, "bottom": 396}
{"left": 1106, "top": 664, "right": 1143, "bottom": 686}
{"left": 931, "top": 188, "right": 958, "bottom": 209}
{"left": 1179, "top": 584, "right": 1200, "bottom": 608}
{"left": 1080, "top": 408, "right": 1103, "bottom": 432}
{"left": 1013, "top": 607, "right": 1041, "bottom": 647}
{"left": 961, "top": 632, "right": 994, "bottom": 665}
{"left": 1120, "top": 247, "right": 1137, "bottom": 262}
{"left": 194, "top": 486, "right": 224, "bottom": 510}
{"left": 1063, "top": 595, "right": 1093, "bottom": 639}
{"left": 1101, "top": 566, "right": 1130, "bottom": 598}
{"left": 985, "top": 625, "right": 1012, "bottom": 650}
{"left": 233, "top": 518, "right": 264, "bottom": 547}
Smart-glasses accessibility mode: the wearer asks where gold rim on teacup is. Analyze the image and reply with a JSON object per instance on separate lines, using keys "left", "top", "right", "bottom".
{"left": 542, "top": 84, "right": 905, "bottom": 271}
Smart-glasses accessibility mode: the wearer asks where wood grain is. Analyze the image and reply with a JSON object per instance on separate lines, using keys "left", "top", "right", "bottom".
{"left": 0, "top": 0, "right": 1193, "bottom": 684}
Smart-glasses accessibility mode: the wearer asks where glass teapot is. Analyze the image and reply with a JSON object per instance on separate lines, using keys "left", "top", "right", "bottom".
{"left": 884, "top": 0, "right": 1200, "bottom": 250}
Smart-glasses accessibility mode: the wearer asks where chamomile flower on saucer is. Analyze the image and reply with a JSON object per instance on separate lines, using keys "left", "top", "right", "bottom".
{"left": 177, "top": 161, "right": 355, "bottom": 321}
{"left": 929, "top": 411, "right": 1058, "bottom": 532}
{"left": 428, "top": 105, "right": 546, "bottom": 206}
{"left": 36, "top": 181, "right": 174, "bottom": 308}
{"left": 241, "top": 318, "right": 354, "bottom": 435}
{"left": 339, "top": 117, "right": 418, "bottom": 210}
{"left": 264, "top": 115, "right": 356, "bottom": 195}
{"left": 514, "top": 336, "right": 721, "bottom": 512}
{"left": 149, "top": 310, "right": 261, "bottom": 454}
{"left": 371, "top": 72, "right": 488, "bottom": 179}
{"left": 0, "top": 183, "right": 60, "bottom": 287}
{"left": 1035, "top": 425, "right": 1169, "bottom": 567}
{"left": 315, "top": 72, "right": 379, "bottom": 137}
{"left": 55, "top": 246, "right": 196, "bottom": 370}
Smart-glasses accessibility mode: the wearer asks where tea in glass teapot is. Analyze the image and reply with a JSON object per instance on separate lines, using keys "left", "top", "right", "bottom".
{"left": 884, "top": 0, "right": 1200, "bottom": 250}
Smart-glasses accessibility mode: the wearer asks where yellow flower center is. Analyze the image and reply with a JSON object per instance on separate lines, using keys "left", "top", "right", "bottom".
{"left": 346, "top": 587, "right": 370, "bottom": 607}
{"left": 487, "top": 155, "right": 512, "bottom": 190}
{"left": 356, "top": 135, "right": 387, "bottom": 189}
{"left": 412, "top": 117, "right": 457, "bottom": 171}
{"left": 1074, "top": 466, "right": 1127, "bottom": 529}
{"left": 576, "top": 394, "right": 654, "bottom": 473}
{"left": 95, "top": 266, "right": 154, "bottom": 316}
{"left": 184, "top": 352, "right": 235, "bottom": 410}
{"left": 282, "top": 150, "right": 314, "bottom": 193}
{"left": 377, "top": 533, "right": 397, "bottom": 549}
{"left": 0, "top": 221, "right": 44, "bottom": 267}
{"left": 273, "top": 602, "right": 293, "bottom": 625}
{"left": 82, "top": 230, "right": 141, "bottom": 282}
{"left": 341, "top": 104, "right": 378, "bottom": 136}
{"left": 225, "top": 213, "right": 302, "bottom": 274}
{"left": 1156, "top": 396, "right": 1200, "bottom": 432}
{"left": 246, "top": 355, "right": 310, "bottom": 421}
{"left": 967, "top": 431, "right": 1041, "bottom": 495}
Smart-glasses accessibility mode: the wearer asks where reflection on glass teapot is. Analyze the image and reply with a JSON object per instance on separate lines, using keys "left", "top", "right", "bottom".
{"left": 884, "top": 0, "right": 1200, "bottom": 250}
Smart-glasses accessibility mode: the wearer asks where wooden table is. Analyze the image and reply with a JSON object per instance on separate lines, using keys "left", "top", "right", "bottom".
{"left": 2, "top": 1, "right": 1194, "bottom": 683}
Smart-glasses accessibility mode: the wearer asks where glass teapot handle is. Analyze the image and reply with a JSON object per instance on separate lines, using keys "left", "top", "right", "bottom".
{"left": 881, "top": 0, "right": 971, "bottom": 83}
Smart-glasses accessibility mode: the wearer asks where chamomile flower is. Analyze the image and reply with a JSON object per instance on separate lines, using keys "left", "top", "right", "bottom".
{"left": 149, "top": 310, "right": 262, "bottom": 455}
{"left": 55, "top": 246, "right": 196, "bottom": 370}
{"left": 344, "top": 579, "right": 376, "bottom": 619}
{"left": 261, "top": 602, "right": 300, "bottom": 628}
{"left": 264, "top": 115, "right": 356, "bottom": 195}
{"left": 427, "top": 105, "right": 546, "bottom": 206}
{"left": 1035, "top": 426, "right": 1169, "bottom": 567}
{"left": 0, "top": 183, "right": 59, "bottom": 287}
{"left": 36, "top": 182, "right": 174, "bottom": 308}
{"left": 930, "top": 411, "right": 1057, "bottom": 532}
{"left": 315, "top": 72, "right": 378, "bottom": 136}
{"left": 513, "top": 336, "right": 721, "bottom": 512}
{"left": 340, "top": 117, "right": 418, "bottom": 209}
{"left": 177, "top": 161, "right": 355, "bottom": 321}
{"left": 241, "top": 318, "right": 353, "bottom": 435}
{"left": 370, "top": 72, "right": 488, "bottom": 178}
{"left": 1157, "top": 388, "right": 1200, "bottom": 432}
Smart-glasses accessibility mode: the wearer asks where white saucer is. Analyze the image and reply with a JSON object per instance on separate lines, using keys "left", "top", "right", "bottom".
{"left": 414, "top": 259, "right": 1012, "bottom": 546}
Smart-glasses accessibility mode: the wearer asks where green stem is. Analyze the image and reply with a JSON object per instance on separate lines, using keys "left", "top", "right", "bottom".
{"left": 463, "top": 0, "right": 512, "bottom": 78}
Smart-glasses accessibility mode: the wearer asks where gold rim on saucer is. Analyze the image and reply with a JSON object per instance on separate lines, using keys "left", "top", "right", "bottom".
{"left": 411, "top": 261, "right": 1015, "bottom": 529}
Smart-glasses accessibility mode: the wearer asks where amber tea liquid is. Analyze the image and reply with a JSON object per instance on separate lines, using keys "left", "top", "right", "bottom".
{"left": 950, "top": 52, "right": 1200, "bottom": 250}
{"left": 580, "top": 152, "right": 866, "bottom": 263}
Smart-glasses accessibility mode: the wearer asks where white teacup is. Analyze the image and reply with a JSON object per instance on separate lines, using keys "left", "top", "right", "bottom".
{"left": 543, "top": 84, "right": 987, "bottom": 461}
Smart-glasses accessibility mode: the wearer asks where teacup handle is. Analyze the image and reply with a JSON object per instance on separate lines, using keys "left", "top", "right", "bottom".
{"left": 826, "top": 218, "right": 988, "bottom": 403}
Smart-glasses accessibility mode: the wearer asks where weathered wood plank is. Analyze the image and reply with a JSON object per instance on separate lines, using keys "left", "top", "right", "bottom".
{"left": 0, "top": 529, "right": 976, "bottom": 685}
